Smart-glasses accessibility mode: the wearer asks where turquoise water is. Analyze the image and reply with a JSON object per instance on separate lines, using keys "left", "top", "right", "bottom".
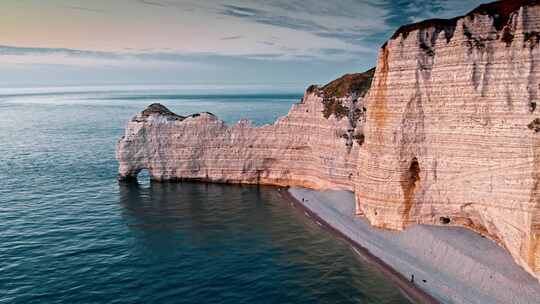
{"left": 0, "top": 86, "right": 412, "bottom": 304}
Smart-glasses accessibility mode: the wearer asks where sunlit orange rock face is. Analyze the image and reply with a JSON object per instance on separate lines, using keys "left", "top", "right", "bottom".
{"left": 118, "top": 0, "right": 540, "bottom": 281}
{"left": 357, "top": 0, "right": 540, "bottom": 280}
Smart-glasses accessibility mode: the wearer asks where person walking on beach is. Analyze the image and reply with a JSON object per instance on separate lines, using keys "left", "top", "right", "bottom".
{"left": 410, "top": 274, "right": 415, "bottom": 284}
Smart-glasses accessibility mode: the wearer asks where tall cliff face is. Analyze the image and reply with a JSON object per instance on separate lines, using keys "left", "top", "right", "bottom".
{"left": 357, "top": 0, "right": 540, "bottom": 279}
{"left": 117, "top": 70, "right": 373, "bottom": 190}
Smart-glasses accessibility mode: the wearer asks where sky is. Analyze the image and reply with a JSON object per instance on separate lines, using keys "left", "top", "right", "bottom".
{"left": 0, "top": 0, "right": 491, "bottom": 88}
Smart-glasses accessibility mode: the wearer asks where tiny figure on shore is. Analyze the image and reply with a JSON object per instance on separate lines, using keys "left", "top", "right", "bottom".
{"left": 410, "top": 274, "right": 415, "bottom": 284}
{"left": 302, "top": 198, "right": 305, "bottom": 202}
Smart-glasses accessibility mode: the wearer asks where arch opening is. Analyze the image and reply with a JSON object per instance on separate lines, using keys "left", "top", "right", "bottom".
{"left": 439, "top": 217, "right": 451, "bottom": 224}
{"left": 136, "top": 169, "right": 151, "bottom": 186}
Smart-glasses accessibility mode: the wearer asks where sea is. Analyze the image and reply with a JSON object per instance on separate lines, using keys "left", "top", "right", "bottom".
{"left": 0, "top": 85, "right": 412, "bottom": 304}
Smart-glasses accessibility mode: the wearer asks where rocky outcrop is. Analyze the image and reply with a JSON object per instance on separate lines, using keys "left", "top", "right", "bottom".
{"left": 357, "top": 0, "right": 540, "bottom": 281}
{"left": 117, "top": 69, "right": 373, "bottom": 190}
{"left": 117, "top": 0, "right": 540, "bottom": 282}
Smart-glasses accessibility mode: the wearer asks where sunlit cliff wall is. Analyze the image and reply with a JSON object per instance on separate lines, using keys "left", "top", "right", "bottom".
{"left": 356, "top": 0, "right": 540, "bottom": 279}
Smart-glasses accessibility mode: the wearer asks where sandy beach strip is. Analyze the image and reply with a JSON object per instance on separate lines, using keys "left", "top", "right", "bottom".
{"left": 280, "top": 189, "right": 439, "bottom": 304}
{"left": 282, "top": 187, "right": 540, "bottom": 304}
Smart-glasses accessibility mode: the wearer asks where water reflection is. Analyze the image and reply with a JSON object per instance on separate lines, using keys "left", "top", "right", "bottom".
{"left": 117, "top": 181, "right": 412, "bottom": 304}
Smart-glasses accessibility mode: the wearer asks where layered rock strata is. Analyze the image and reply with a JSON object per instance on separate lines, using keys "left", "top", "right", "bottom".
{"left": 117, "top": 69, "right": 373, "bottom": 190}
{"left": 117, "top": 0, "right": 540, "bottom": 282}
{"left": 357, "top": 0, "right": 540, "bottom": 280}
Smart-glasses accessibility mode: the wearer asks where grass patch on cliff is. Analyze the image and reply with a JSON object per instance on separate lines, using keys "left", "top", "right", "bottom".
{"left": 319, "top": 68, "right": 375, "bottom": 120}
{"left": 322, "top": 99, "right": 349, "bottom": 119}
{"left": 321, "top": 68, "right": 375, "bottom": 99}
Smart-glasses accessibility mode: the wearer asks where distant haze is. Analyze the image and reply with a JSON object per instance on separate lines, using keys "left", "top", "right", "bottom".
{"left": 1, "top": 0, "right": 489, "bottom": 87}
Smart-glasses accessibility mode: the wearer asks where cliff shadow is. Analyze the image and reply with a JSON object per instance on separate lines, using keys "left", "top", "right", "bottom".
{"left": 117, "top": 181, "right": 287, "bottom": 247}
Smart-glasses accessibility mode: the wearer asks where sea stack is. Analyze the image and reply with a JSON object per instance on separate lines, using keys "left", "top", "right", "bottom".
{"left": 117, "top": 0, "right": 540, "bottom": 282}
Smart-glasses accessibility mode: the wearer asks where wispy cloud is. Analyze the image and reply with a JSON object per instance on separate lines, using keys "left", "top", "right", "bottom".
{"left": 0, "top": 44, "right": 372, "bottom": 65}
{"left": 0, "top": 45, "right": 119, "bottom": 59}
{"left": 0, "top": 0, "right": 494, "bottom": 87}
{"left": 216, "top": 0, "right": 490, "bottom": 50}
{"left": 318, "top": 48, "right": 348, "bottom": 56}
{"left": 221, "top": 4, "right": 329, "bottom": 32}
{"left": 220, "top": 35, "right": 244, "bottom": 40}
{"left": 217, "top": 1, "right": 389, "bottom": 49}
{"left": 383, "top": 0, "right": 487, "bottom": 32}
{"left": 137, "top": 0, "right": 167, "bottom": 7}
{"left": 61, "top": 5, "right": 107, "bottom": 13}
{"left": 0, "top": 45, "right": 122, "bottom": 60}
{"left": 258, "top": 41, "right": 275, "bottom": 46}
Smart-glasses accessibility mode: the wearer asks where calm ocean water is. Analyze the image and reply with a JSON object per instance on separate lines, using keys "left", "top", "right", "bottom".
{"left": 0, "top": 86, "right": 411, "bottom": 304}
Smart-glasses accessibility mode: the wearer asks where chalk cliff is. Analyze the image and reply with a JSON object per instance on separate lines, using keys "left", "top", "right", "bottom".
{"left": 117, "top": 0, "right": 540, "bottom": 281}
{"left": 117, "top": 69, "right": 374, "bottom": 190}
{"left": 357, "top": 0, "right": 540, "bottom": 280}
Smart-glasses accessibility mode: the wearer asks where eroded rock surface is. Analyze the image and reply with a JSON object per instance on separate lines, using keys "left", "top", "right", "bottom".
{"left": 357, "top": 0, "right": 540, "bottom": 280}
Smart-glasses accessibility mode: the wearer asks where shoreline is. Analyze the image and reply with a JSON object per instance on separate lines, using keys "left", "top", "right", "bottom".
{"left": 281, "top": 187, "right": 540, "bottom": 304}
{"left": 278, "top": 188, "right": 439, "bottom": 304}
{"left": 122, "top": 180, "right": 540, "bottom": 303}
